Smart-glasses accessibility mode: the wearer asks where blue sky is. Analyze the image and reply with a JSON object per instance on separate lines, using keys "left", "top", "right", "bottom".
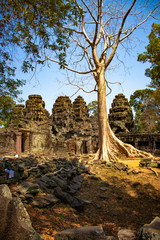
{"left": 16, "top": 17, "right": 156, "bottom": 115}
{"left": 17, "top": 36, "right": 151, "bottom": 115}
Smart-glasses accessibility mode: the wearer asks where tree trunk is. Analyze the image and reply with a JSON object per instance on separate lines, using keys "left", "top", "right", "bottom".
{"left": 95, "top": 68, "right": 152, "bottom": 162}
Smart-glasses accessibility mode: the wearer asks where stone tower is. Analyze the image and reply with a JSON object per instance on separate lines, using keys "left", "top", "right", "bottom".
{"left": 52, "top": 96, "right": 73, "bottom": 134}
{"left": 108, "top": 93, "right": 134, "bottom": 134}
{"left": 25, "top": 95, "right": 50, "bottom": 122}
{"left": 73, "top": 96, "right": 92, "bottom": 135}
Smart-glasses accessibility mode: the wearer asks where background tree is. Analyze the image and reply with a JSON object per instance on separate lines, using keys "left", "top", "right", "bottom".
{"left": 130, "top": 23, "right": 160, "bottom": 133}
{"left": 130, "top": 89, "right": 154, "bottom": 132}
{"left": 0, "top": 96, "right": 15, "bottom": 127}
{"left": 140, "top": 89, "right": 160, "bottom": 132}
{"left": 138, "top": 23, "right": 160, "bottom": 89}
{"left": 88, "top": 101, "right": 98, "bottom": 116}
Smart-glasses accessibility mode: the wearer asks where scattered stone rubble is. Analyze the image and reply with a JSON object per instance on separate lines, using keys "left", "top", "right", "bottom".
{"left": 0, "top": 156, "right": 87, "bottom": 211}
{"left": 0, "top": 155, "right": 160, "bottom": 239}
{"left": 1, "top": 182, "right": 160, "bottom": 240}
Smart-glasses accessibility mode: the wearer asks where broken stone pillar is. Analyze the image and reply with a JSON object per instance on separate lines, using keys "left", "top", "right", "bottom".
{"left": 16, "top": 133, "right": 22, "bottom": 154}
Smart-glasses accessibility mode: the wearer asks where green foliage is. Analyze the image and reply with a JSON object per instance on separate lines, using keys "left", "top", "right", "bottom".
{"left": 135, "top": 23, "right": 160, "bottom": 132}
{"left": 130, "top": 89, "right": 154, "bottom": 114}
{"left": 130, "top": 89, "right": 160, "bottom": 132}
{"left": 140, "top": 89, "right": 160, "bottom": 132}
{"left": 0, "top": 96, "right": 15, "bottom": 127}
{"left": 88, "top": 101, "right": 98, "bottom": 116}
{"left": 0, "top": 0, "right": 81, "bottom": 97}
{"left": 138, "top": 23, "right": 160, "bottom": 89}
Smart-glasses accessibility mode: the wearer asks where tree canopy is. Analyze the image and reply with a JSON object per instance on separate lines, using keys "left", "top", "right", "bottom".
{"left": 0, "top": 0, "right": 81, "bottom": 126}
{"left": 131, "top": 23, "right": 160, "bottom": 133}
{"left": 0, "top": 0, "right": 81, "bottom": 98}
{"left": 138, "top": 23, "right": 160, "bottom": 89}
{"left": 0, "top": 95, "right": 15, "bottom": 127}
{"left": 88, "top": 101, "right": 98, "bottom": 116}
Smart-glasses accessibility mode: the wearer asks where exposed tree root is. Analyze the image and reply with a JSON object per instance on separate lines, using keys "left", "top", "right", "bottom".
{"left": 94, "top": 133, "right": 153, "bottom": 163}
{"left": 147, "top": 167, "right": 158, "bottom": 176}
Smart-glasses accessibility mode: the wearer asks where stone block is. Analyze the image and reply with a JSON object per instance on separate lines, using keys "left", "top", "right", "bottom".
{"left": 55, "top": 226, "right": 107, "bottom": 240}
{"left": 118, "top": 229, "right": 136, "bottom": 240}
{"left": 140, "top": 217, "right": 160, "bottom": 240}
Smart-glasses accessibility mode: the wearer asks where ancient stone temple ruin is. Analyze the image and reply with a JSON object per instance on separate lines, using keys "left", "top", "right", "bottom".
{"left": 0, "top": 94, "right": 160, "bottom": 157}
{"left": 0, "top": 95, "right": 54, "bottom": 155}
{"left": 108, "top": 93, "right": 134, "bottom": 134}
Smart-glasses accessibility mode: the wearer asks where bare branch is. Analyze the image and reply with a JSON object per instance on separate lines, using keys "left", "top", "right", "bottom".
{"left": 95, "top": 0, "right": 104, "bottom": 46}
{"left": 105, "top": 80, "right": 112, "bottom": 96}
{"left": 81, "top": 0, "right": 97, "bottom": 23}
{"left": 44, "top": 57, "right": 96, "bottom": 75}
{"left": 120, "top": 8, "right": 158, "bottom": 42}
{"left": 105, "top": 0, "right": 137, "bottom": 68}
{"left": 67, "top": 77, "right": 97, "bottom": 96}
{"left": 63, "top": 27, "right": 83, "bottom": 35}
{"left": 82, "top": 15, "right": 93, "bottom": 45}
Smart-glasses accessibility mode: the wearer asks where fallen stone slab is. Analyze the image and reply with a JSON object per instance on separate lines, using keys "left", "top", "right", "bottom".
{"left": 54, "top": 225, "right": 107, "bottom": 240}
{"left": 140, "top": 217, "right": 160, "bottom": 240}
{"left": 18, "top": 181, "right": 40, "bottom": 195}
{"left": 67, "top": 175, "right": 84, "bottom": 194}
{"left": 32, "top": 194, "right": 60, "bottom": 208}
{"left": 54, "top": 187, "right": 85, "bottom": 212}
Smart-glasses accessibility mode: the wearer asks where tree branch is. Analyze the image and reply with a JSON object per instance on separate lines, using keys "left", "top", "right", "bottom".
{"left": 43, "top": 56, "right": 96, "bottom": 75}
{"left": 67, "top": 77, "right": 97, "bottom": 97}
{"left": 105, "top": 0, "right": 137, "bottom": 68}
{"left": 81, "top": 0, "right": 97, "bottom": 23}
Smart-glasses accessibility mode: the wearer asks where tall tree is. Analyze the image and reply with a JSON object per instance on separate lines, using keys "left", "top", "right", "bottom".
{"left": 130, "top": 89, "right": 154, "bottom": 132}
{"left": 138, "top": 23, "right": 160, "bottom": 89}
{"left": 131, "top": 23, "right": 160, "bottom": 133}
{"left": 47, "top": 0, "right": 158, "bottom": 161}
